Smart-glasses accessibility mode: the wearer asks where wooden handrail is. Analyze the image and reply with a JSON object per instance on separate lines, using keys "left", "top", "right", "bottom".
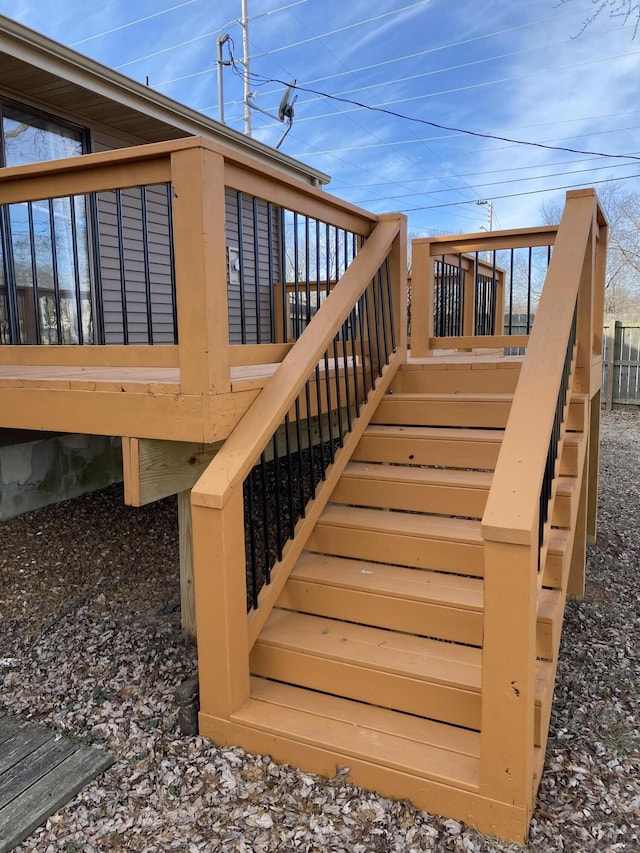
{"left": 415, "top": 225, "right": 559, "bottom": 255}
{"left": 479, "top": 189, "right": 605, "bottom": 812}
{"left": 191, "top": 216, "right": 402, "bottom": 510}
{"left": 481, "top": 191, "right": 599, "bottom": 546}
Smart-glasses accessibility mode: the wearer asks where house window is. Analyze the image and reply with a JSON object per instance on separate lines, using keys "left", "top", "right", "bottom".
{"left": 0, "top": 103, "right": 93, "bottom": 344}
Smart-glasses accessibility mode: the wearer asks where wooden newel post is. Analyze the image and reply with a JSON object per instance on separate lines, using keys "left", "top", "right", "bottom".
{"left": 170, "top": 143, "right": 231, "bottom": 396}
{"left": 480, "top": 535, "right": 538, "bottom": 833}
{"left": 381, "top": 213, "right": 408, "bottom": 356}
{"left": 409, "top": 239, "right": 433, "bottom": 358}
{"left": 191, "top": 487, "right": 250, "bottom": 723}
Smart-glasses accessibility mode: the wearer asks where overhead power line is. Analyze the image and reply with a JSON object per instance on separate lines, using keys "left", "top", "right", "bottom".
{"left": 247, "top": 0, "right": 431, "bottom": 61}
{"left": 286, "top": 50, "right": 640, "bottom": 125}
{"left": 69, "top": 0, "right": 198, "bottom": 46}
{"left": 346, "top": 159, "right": 640, "bottom": 206}
{"left": 237, "top": 73, "right": 640, "bottom": 163}
{"left": 399, "top": 172, "right": 640, "bottom": 213}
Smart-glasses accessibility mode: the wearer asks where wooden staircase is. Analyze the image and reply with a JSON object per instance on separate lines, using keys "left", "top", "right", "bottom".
{"left": 192, "top": 191, "right": 606, "bottom": 843}
{"left": 205, "top": 357, "right": 587, "bottom": 840}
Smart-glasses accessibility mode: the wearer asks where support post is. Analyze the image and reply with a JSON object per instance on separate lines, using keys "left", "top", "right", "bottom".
{"left": 178, "top": 490, "right": 196, "bottom": 638}
{"left": 586, "top": 390, "right": 601, "bottom": 545}
{"left": 171, "top": 145, "right": 231, "bottom": 396}
{"left": 567, "top": 455, "right": 588, "bottom": 598}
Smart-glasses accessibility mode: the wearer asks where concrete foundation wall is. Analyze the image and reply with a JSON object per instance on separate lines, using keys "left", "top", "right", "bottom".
{"left": 0, "top": 434, "right": 123, "bottom": 520}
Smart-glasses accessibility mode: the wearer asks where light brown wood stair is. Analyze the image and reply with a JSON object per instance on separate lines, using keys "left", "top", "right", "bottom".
{"left": 230, "top": 359, "right": 583, "bottom": 835}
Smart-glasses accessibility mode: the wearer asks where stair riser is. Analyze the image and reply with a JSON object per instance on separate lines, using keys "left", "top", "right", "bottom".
{"left": 333, "top": 475, "right": 572, "bottom": 528}
{"left": 307, "top": 525, "right": 484, "bottom": 577}
{"left": 370, "top": 398, "right": 585, "bottom": 432}
{"left": 250, "top": 644, "right": 482, "bottom": 730}
{"left": 391, "top": 367, "right": 520, "bottom": 395}
{"left": 280, "top": 579, "right": 484, "bottom": 646}
{"left": 332, "top": 477, "right": 488, "bottom": 518}
{"left": 372, "top": 399, "right": 512, "bottom": 429}
{"left": 280, "top": 578, "right": 558, "bottom": 660}
{"left": 353, "top": 434, "right": 502, "bottom": 470}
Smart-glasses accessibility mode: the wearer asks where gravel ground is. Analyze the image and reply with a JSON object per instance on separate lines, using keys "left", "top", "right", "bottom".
{"left": 1, "top": 408, "right": 639, "bottom": 852}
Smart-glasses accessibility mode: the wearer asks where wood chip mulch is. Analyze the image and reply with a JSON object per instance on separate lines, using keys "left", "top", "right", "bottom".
{"left": 0, "top": 408, "right": 638, "bottom": 852}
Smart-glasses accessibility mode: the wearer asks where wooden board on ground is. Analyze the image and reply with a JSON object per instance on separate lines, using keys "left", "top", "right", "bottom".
{"left": 0, "top": 714, "right": 113, "bottom": 853}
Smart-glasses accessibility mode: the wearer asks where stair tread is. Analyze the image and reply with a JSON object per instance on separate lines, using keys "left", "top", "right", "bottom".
{"left": 257, "top": 609, "right": 481, "bottom": 688}
{"left": 342, "top": 461, "right": 493, "bottom": 490}
{"left": 291, "top": 552, "right": 483, "bottom": 610}
{"left": 320, "top": 503, "right": 483, "bottom": 544}
{"left": 233, "top": 679, "right": 480, "bottom": 790}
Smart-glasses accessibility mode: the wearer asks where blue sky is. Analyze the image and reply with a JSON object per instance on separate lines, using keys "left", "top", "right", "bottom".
{"left": 2, "top": 0, "right": 639, "bottom": 235}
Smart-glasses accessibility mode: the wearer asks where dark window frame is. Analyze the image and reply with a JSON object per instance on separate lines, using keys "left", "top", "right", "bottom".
{"left": 0, "top": 97, "right": 95, "bottom": 345}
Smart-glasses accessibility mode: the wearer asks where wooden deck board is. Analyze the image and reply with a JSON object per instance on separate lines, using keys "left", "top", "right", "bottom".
{"left": 0, "top": 715, "right": 112, "bottom": 853}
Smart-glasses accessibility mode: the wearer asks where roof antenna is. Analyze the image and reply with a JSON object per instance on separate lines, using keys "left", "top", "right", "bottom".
{"left": 246, "top": 79, "right": 297, "bottom": 149}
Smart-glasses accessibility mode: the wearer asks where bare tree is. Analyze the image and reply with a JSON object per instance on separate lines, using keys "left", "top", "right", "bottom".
{"left": 541, "top": 183, "right": 640, "bottom": 314}
{"left": 557, "top": 0, "right": 640, "bottom": 38}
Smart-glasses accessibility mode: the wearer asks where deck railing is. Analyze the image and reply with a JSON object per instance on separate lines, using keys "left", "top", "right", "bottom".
{"left": 411, "top": 226, "right": 558, "bottom": 355}
{"left": 0, "top": 137, "right": 378, "bottom": 394}
{"left": 189, "top": 214, "right": 407, "bottom": 724}
{"left": 479, "top": 189, "right": 607, "bottom": 821}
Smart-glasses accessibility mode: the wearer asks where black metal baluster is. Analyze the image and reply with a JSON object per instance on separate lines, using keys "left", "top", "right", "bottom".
{"left": 293, "top": 212, "right": 300, "bottom": 339}
{"left": 371, "top": 268, "right": 383, "bottom": 374}
{"left": 347, "top": 307, "right": 361, "bottom": 418}
{"left": 305, "top": 380, "right": 317, "bottom": 498}
{"left": 267, "top": 202, "right": 276, "bottom": 343}
{"left": 357, "top": 292, "right": 369, "bottom": 398}
{"left": 166, "top": 183, "right": 178, "bottom": 344}
{"left": 236, "top": 192, "right": 247, "bottom": 344}
{"left": 385, "top": 256, "right": 396, "bottom": 353}
{"left": 283, "top": 413, "right": 296, "bottom": 538}
{"left": 253, "top": 196, "right": 262, "bottom": 344}
{"left": 49, "top": 199, "right": 62, "bottom": 345}
{"left": 363, "top": 285, "right": 376, "bottom": 388}
{"left": 246, "top": 470, "right": 259, "bottom": 609}
{"left": 139, "top": 187, "right": 153, "bottom": 345}
{"left": 279, "top": 208, "right": 288, "bottom": 342}
{"left": 332, "top": 332, "right": 344, "bottom": 446}
{"left": 458, "top": 256, "right": 464, "bottom": 336}
{"left": 26, "top": 202, "right": 41, "bottom": 345}
{"left": 314, "top": 362, "right": 327, "bottom": 479}
{"left": 271, "top": 434, "right": 284, "bottom": 561}
{"left": 115, "top": 190, "right": 129, "bottom": 345}
{"left": 294, "top": 396, "right": 306, "bottom": 514}
{"left": 259, "top": 451, "right": 271, "bottom": 582}
{"left": 379, "top": 267, "right": 390, "bottom": 363}
{"left": 527, "top": 247, "right": 533, "bottom": 334}
{"left": 304, "top": 216, "right": 311, "bottom": 330}
{"left": 323, "top": 347, "right": 335, "bottom": 463}
{"left": 68, "top": 196, "right": 84, "bottom": 345}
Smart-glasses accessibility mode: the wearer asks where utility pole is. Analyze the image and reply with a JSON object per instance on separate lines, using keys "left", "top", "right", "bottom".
{"left": 240, "top": 0, "right": 251, "bottom": 136}
{"left": 475, "top": 199, "right": 493, "bottom": 232}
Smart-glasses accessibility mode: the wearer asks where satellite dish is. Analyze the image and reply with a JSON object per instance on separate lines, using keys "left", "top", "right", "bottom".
{"left": 245, "top": 79, "right": 298, "bottom": 149}
{"left": 278, "top": 80, "right": 297, "bottom": 122}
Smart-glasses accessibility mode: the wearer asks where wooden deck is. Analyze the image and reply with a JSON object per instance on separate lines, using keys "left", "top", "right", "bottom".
{"left": 0, "top": 714, "right": 112, "bottom": 853}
